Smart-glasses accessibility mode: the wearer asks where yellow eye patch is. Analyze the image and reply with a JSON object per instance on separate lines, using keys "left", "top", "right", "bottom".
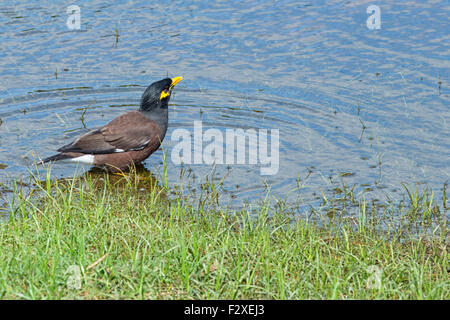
{"left": 160, "top": 89, "right": 170, "bottom": 100}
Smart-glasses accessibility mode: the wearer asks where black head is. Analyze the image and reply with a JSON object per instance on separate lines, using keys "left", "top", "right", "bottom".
{"left": 140, "top": 77, "right": 182, "bottom": 112}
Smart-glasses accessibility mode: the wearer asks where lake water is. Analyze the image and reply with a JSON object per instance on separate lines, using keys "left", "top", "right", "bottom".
{"left": 0, "top": 1, "right": 449, "bottom": 213}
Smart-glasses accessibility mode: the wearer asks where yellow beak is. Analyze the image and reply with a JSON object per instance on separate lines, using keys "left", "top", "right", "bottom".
{"left": 171, "top": 76, "right": 183, "bottom": 87}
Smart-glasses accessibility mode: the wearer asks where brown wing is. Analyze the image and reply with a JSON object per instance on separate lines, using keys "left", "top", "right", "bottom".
{"left": 58, "top": 111, "right": 162, "bottom": 154}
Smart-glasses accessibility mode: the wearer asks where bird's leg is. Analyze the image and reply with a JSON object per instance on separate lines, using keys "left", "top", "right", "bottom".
{"left": 106, "top": 164, "right": 128, "bottom": 177}
{"left": 113, "top": 171, "right": 127, "bottom": 177}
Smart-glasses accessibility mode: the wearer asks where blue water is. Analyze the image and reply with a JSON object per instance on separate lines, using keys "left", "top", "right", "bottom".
{"left": 0, "top": 1, "right": 449, "bottom": 211}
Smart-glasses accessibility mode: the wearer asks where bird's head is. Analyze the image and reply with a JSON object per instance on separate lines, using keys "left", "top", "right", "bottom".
{"left": 140, "top": 76, "right": 183, "bottom": 111}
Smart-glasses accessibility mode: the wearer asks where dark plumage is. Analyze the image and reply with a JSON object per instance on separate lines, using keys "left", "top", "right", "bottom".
{"left": 42, "top": 77, "right": 182, "bottom": 172}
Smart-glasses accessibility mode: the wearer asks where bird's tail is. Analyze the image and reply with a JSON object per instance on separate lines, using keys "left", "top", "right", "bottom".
{"left": 40, "top": 153, "right": 71, "bottom": 164}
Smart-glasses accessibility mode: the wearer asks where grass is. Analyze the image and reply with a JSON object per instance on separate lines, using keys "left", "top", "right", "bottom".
{"left": 0, "top": 164, "right": 448, "bottom": 299}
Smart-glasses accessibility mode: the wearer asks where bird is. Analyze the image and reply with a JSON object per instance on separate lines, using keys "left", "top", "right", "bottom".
{"left": 41, "top": 76, "right": 182, "bottom": 173}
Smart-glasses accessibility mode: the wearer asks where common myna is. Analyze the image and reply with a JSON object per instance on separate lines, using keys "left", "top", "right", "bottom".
{"left": 42, "top": 77, "right": 182, "bottom": 172}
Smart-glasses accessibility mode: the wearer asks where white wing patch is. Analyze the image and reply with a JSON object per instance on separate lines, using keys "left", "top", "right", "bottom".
{"left": 114, "top": 149, "right": 125, "bottom": 153}
{"left": 130, "top": 140, "right": 150, "bottom": 151}
{"left": 70, "top": 155, "right": 95, "bottom": 164}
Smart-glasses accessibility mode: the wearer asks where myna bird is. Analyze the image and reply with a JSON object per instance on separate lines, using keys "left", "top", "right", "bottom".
{"left": 42, "top": 77, "right": 182, "bottom": 172}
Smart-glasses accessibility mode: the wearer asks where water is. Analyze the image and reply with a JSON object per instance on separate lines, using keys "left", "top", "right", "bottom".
{"left": 0, "top": 1, "right": 449, "bottom": 212}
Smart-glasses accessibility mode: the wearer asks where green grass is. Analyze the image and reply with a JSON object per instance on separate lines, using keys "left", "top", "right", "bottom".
{"left": 0, "top": 165, "right": 448, "bottom": 299}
